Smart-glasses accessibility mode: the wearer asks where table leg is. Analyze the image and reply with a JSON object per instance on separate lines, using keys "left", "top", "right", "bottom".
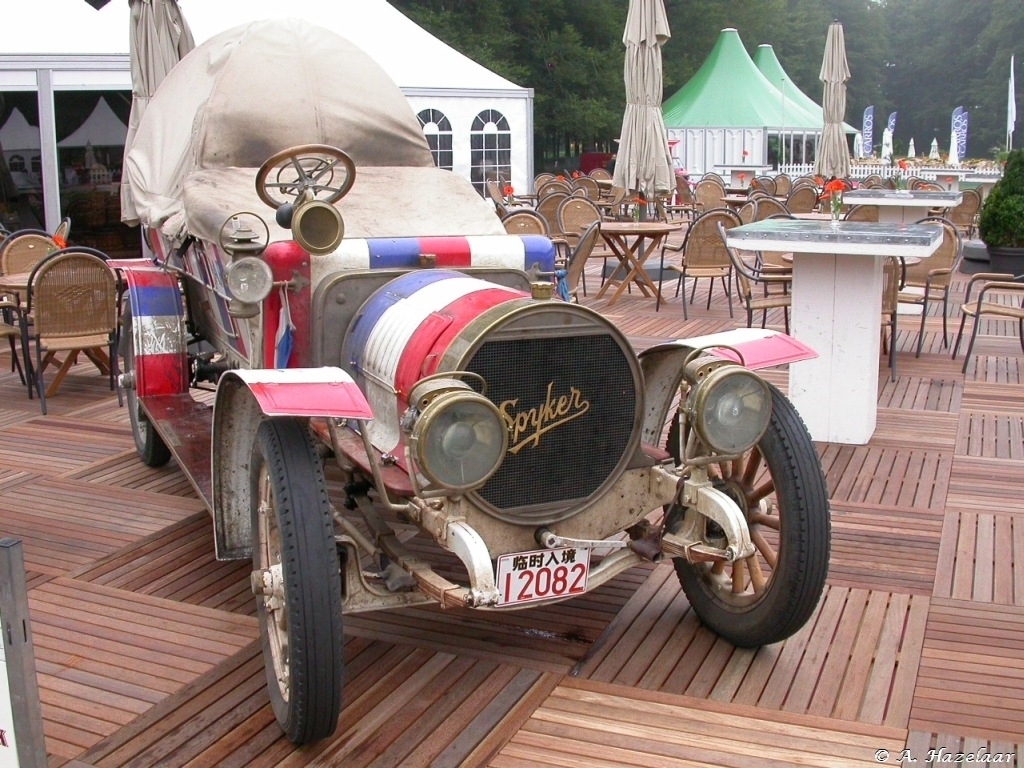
{"left": 788, "top": 251, "right": 884, "bottom": 445}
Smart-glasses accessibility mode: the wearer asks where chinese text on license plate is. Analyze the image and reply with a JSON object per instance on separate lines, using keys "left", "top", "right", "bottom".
{"left": 496, "top": 547, "right": 590, "bottom": 606}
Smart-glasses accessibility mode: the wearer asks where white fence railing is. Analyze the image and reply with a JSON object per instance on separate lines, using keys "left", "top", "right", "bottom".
{"left": 775, "top": 162, "right": 1002, "bottom": 181}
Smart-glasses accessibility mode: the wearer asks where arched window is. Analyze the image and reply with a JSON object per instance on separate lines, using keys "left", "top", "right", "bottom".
{"left": 417, "top": 109, "right": 453, "bottom": 171}
{"left": 470, "top": 109, "right": 511, "bottom": 196}
{"left": 8, "top": 155, "right": 25, "bottom": 172}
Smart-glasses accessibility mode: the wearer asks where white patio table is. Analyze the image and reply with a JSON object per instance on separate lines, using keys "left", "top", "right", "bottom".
{"left": 842, "top": 189, "right": 962, "bottom": 224}
{"left": 726, "top": 219, "right": 942, "bottom": 445}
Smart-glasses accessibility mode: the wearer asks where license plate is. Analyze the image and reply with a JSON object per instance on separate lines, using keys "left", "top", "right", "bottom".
{"left": 495, "top": 547, "right": 590, "bottom": 606}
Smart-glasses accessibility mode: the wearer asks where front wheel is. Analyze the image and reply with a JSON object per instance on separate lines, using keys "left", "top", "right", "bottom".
{"left": 667, "top": 384, "right": 830, "bottom": 647}
{"left": 250, "top": 418, "right": 343, "bottom": 744}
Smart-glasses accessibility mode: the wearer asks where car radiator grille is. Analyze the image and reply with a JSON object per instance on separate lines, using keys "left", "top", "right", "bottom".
{"left": 466, "top": 332, "right": 638, "bottom": 524}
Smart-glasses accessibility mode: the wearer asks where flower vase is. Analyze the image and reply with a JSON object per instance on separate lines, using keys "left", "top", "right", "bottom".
{"left": 830, "top": 193, "right": 842, "bottom": 225}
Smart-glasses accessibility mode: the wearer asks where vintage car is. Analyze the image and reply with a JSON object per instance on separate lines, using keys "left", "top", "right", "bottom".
{"left": 119, "top": 19, "right": 830, "bottom": 744}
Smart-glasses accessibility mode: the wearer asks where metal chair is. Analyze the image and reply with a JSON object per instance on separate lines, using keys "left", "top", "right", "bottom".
{"left": 21, "top": 248, "right": 121, "bottom": 414}
{"left": 717, "top": 221, "right": 790, "bottom": 333}
{"left": 951, "top": 272, "right": 1024, "bottom": 374}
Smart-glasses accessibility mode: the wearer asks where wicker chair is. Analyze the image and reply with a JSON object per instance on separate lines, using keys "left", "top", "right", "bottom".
{"left": 753, "top": 197, "right": 791, "bottom": 220}
{"left": 701, "top": 172, "right": 726, "bottom": 187}
{"left": 22, "top": 248, "right": 120, "bottom": 414}
{"left": 501, "top": 209, "right": 548, "bottom": 236}
{"left": 556, "top": 221, "right": 602, "bottom": 303}
{"left": 556, "top": 197, "right": 602, "bottom": 247}
{"left": 660, "top": 175, "right": 700, "bottom": 222}
{"left": 880, "top": 256, "right": 903, "bottom": 380}
{"left": 0, "top": 229, "right": 58, "bottom": 276}
{"left": 844, "top": 204, "right": 879, "bottom": 222}
{"left": 485, "top": 179, "right": 509, "bottom": 217}
{"left": 693, "top": 178, "right": 725, "bottom": 212}
{"left": 0, "top": 296, "right": 26, "bottom": 386}
{"left": 535, "top": 192, "right": 569, "bottom": 235}
{"left": 785, "top": 185, "right": 819, "bottom": 214}
{"left": 946, "top": 188, "right": 981, "bottom": 239}
{"left": 773, "top": 173, "right": 792, "bottom": 196}
{"left": 899, "top": 216, "right": 962, "bottom": 356}
{"left": 717, "top": 222, "right": 790, "bottom": 333}
{"left": 660, "top": 207, "right": 740, "bottom": 319}
{"left": 737, "top": 200, "right": 758, "bottom": 224}
{"left": 752, "top": 175, "right": 777, "bottom": 195}
{"left": 588, "top": 167, "right": 612, "bottom": 182}
{"left": 951, "top": 273, "right": 1024, "bottom": 374}
{"left": 595, "top": 185, "right": 629, "bottom": 221}
{"left": 537, "top": 179, "right": 573, "bottom": 199}
{"left": 572, "top": 176, "right": 602, "bottom": 200}
{"left": 557, "top": 196, "right": 604, "bottom": 293}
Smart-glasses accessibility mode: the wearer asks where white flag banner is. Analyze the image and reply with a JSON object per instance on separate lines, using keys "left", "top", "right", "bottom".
{"left": 1010, "top": 55, "right": 1017, "bottom": 148}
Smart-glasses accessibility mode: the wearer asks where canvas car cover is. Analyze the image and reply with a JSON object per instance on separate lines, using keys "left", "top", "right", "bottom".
{"left": 126, "top": 18, "right": 503, "bottom": 243}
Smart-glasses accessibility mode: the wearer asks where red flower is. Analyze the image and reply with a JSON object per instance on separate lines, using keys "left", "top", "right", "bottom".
{"left": 819, "top": 178, "right": 846, "bottom": 201}
{"left": 742, "top": 150, "right": 750, "bottom": 157}
{"left": 52, "top": 235, "right": 67, "bottom": 249}
{"left": 898, "top": 158, "right": 908, "bottom": 171}
{"left": 503, "top": 184, "right": 514, "bottom": 197}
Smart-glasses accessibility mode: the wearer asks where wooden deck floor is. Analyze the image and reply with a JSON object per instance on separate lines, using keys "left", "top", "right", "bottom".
{"left": 2, "top": 259, "right": 1022, "bottom": 767}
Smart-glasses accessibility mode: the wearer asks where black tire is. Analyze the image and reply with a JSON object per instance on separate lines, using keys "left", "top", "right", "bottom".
{"left": 666, "top": 383, "right": 830, "bottom": 647}
{"left": 250, "top": 418, "right": 343, "bottom": 744}
{"left": 121, "top": 306, "right": 172, "bottom": 467}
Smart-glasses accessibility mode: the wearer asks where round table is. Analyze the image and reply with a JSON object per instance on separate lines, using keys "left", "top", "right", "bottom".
{"left": 593, "top": 220, "right": 684, "bottom": 308}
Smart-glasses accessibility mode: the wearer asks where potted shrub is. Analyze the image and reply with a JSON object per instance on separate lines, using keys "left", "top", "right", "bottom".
{"left": 978, "top": 148, "right": 1024, "bottom": 274}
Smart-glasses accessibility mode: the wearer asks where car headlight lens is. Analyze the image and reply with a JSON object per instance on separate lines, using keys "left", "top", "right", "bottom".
{"left": 225, "top": 256, "right": 273, "bottom": 303}
{"left": 688, "top": 366, "right": 772, "bottom": 454}
{"left": 412, "top": 390, "right": 508, "bottom": 491}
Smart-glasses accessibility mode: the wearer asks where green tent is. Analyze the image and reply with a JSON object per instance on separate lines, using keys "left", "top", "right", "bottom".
{"left": 753, "top": 44, "right": 856, "bottom": 134}
{"left": 752, "top": 44, "right": 824, "bottom": 129}
{"left": 662, "top": 28, "right": 821, "bottom": 130}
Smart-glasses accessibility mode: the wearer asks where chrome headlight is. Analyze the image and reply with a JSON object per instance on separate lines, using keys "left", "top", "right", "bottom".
{"left": 225, "top": 256, "right": 274, "bottom": 303}
{"left": 687, "top": 365, "right": 772, "bottom": 454}
{"left": 407, "top": 378, "right": 508, "bottom": 491}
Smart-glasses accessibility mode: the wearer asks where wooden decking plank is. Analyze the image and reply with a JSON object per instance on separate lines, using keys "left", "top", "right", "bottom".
{"left": 75, "top": 642, "right": 266, "bottom": 768}
{"left": 493, "top": 678, "right": 907, "bottom": 767}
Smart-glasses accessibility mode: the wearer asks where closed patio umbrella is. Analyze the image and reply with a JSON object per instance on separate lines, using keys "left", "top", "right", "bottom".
{"left": 121, "top": 0, "right": 194, "bottom": 224}
{"left": 612, "top": 0, "right": 674, "bottom": 200}
{"left": 813, "top": 21, "right": 850, "bottom": 179}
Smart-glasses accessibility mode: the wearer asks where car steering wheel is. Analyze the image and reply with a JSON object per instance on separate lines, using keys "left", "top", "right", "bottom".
{"left": 255, "top": 144, "right": 356, "bottom": 209}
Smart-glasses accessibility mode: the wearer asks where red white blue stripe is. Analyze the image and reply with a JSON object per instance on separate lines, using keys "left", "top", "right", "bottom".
{"left": 122, "top": 267, "right": 188, "bottom": 396}
{"left": 312, "top": 235, "right": 555, "bottom": 284}
{"left": 344, "top": 270, "right": 528, "bottom": 453}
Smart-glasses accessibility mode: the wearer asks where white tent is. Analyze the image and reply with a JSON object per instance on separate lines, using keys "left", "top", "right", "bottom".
{"left": 57, "top": 98, "right": 128, "bottom": 149}
{"left": 1, "top": 107, "right": 43, "bottom": 191}
{"left": 2, "top": 0, "right": 534, "bottom": 198}
{"left": 0, "top": 108, "right": 40, "bottom": 152}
